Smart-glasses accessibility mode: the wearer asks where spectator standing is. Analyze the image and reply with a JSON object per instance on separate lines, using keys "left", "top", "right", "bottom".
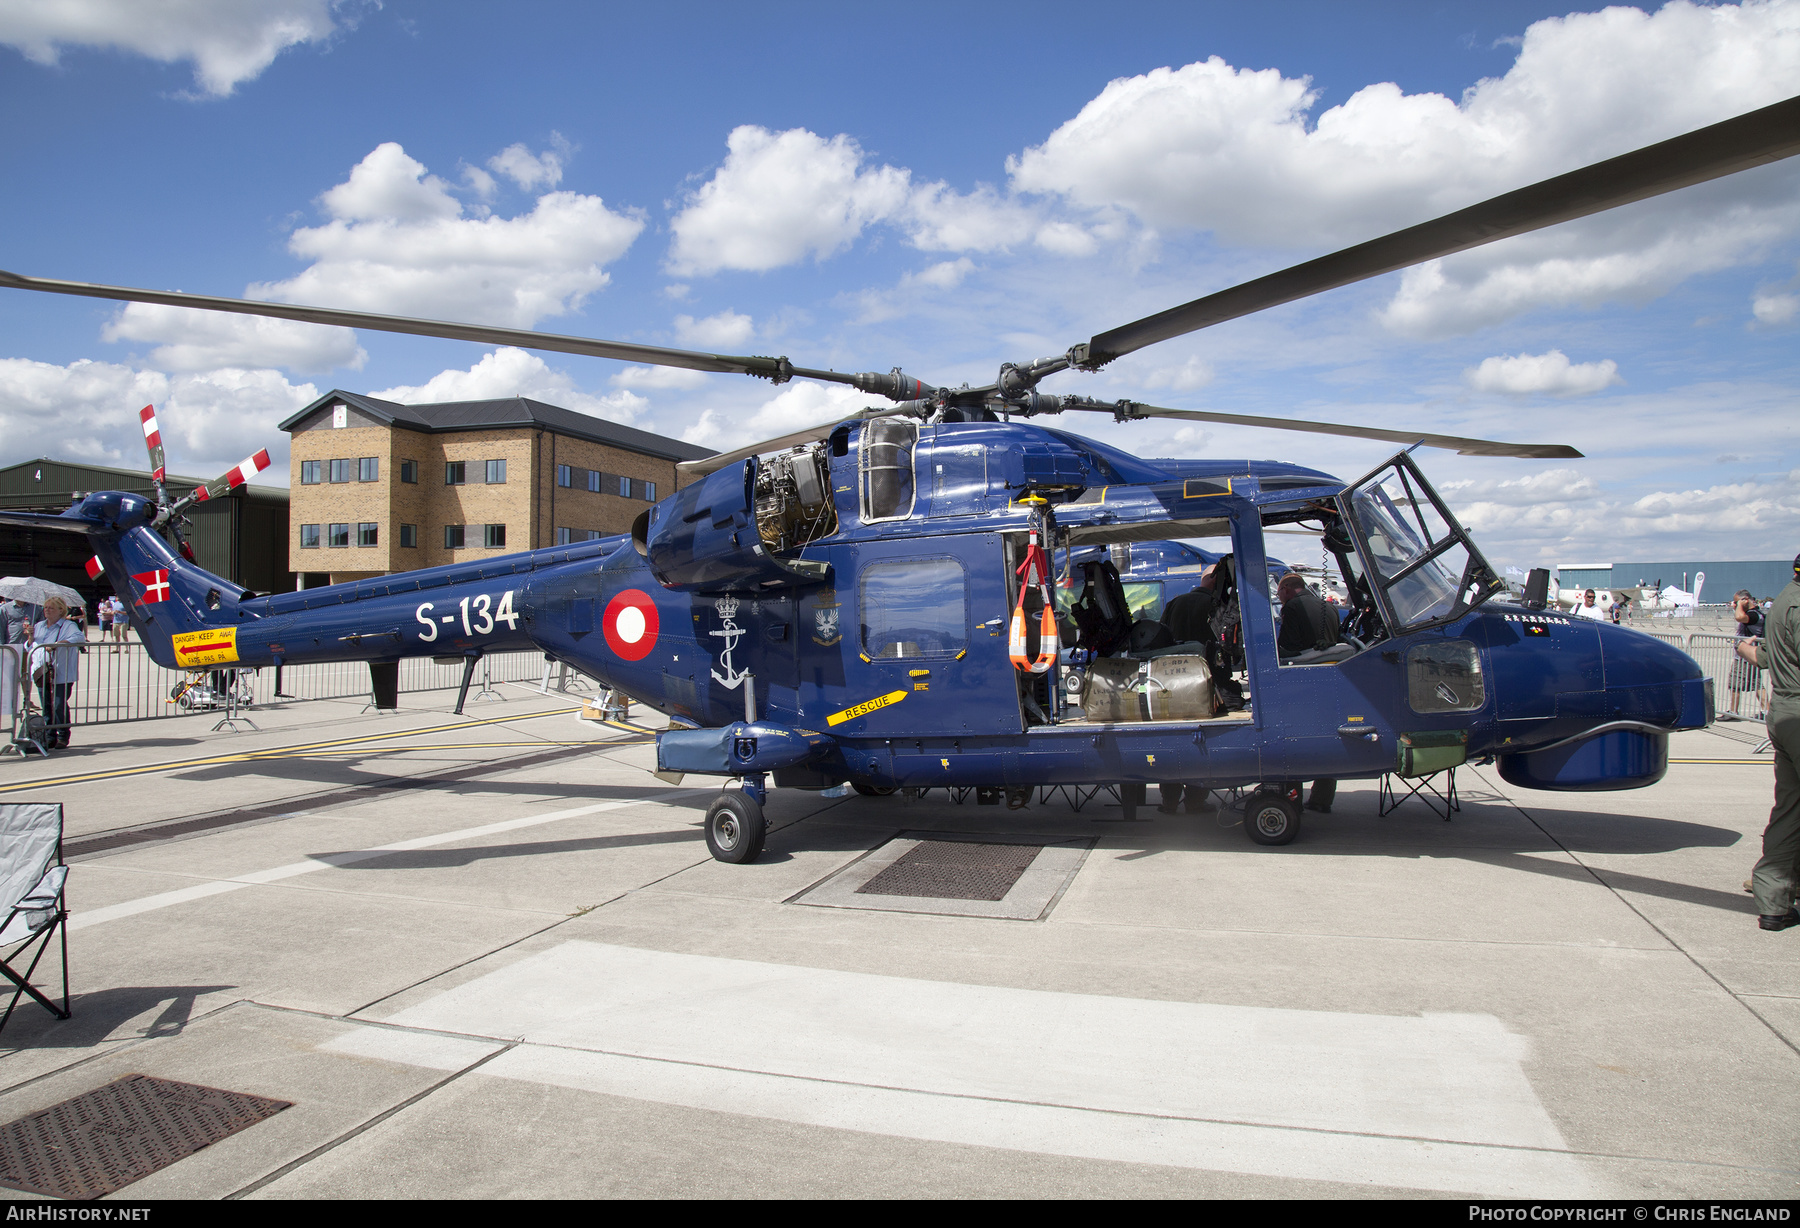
{"left": 30, "top": 597, "right": 85, "bottom": 751}
{"left": 1574, "top": 589, "right": 1608, "bottom": 621}
{"left": 95, "top": 596, "right": 113, "bottom": 652}
{"left": 0, "top": 599, "right": 23, "bottom": 726}
{"left": 1737, "top": 554, "right": 1800, "bottom": 931}
{"left": 1729, "top": 589, "right": 1765, "bottom": 718}
{"left": 110, "top": 595, "right": 129, "bottom": 647}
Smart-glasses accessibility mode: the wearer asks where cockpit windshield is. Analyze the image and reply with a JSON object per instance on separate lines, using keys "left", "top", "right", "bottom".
{"left": 1343, "top": 454, "right": 1502, "bottom": 632}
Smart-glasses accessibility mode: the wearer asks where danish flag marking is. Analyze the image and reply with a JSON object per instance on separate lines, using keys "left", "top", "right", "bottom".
{"left": 132, "top": 569, "right": 171, "bottom": 603}
{"left": 84, "top": 556, "right": 102, "bottom": 581}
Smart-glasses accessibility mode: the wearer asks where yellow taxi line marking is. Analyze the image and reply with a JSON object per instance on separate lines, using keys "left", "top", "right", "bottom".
{"left": 0, "top": 706, "right": 583, "bottom": 794}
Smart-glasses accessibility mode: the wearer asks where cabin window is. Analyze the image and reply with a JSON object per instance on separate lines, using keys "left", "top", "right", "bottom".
{"left": 486, "top": 459, "right": 507, "bottom": 484}
{"left": 300, "top": 461, "right": 320, "bottom": 485}
{"left": 859, "top": 420, "right": 916, "bottom": 522}
{"left": 358, "top": 457, "right": 379, "bottom": 482}
{"left": 858, "top": 557, "right": 966, "bottom": 659}
{"left": 444, "top": 524, "right": 466, "bottom": 549}
{"left": 299, "top": 524, "right": 319, "bottom": 548}
{"left": 357, "top": 523, "right": 378, "bottom": 547}
{"left": 400, "top": 460, "right": 418, "bottom": 484}
{"left": 327, "top": 523, "right": 349, "bottom": 548}
{"left": 484, "top": 524, "right": 507, "bottom": 548}
{"left": 329, "top": 459, "right": 351, "bottom": 484}
{"left": 399, "top": 524, "right": 417, "bottom": 548}
{"left": 445, "top": 462, "right": 466, "bottom": 485}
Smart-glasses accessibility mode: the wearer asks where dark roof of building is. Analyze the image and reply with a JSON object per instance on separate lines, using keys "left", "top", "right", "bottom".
{"left": 0, "top": 457, "right": 286, "bottom": 507}
{"left": 281, "top": 390, "right": 717, "bottom": 463}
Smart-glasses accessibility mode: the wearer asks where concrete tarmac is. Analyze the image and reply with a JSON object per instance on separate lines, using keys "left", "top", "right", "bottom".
{"left": 0, "top": 684, "right": 1792, "bottom": 1199}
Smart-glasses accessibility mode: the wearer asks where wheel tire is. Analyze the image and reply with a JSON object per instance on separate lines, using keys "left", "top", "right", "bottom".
{"left": 705, "top": 792, "right": 767, "bottom": 863}
{"left": 1245, "top": 793, "right": 1302, "bottom": 846}
{"left": 852, "top": 783, "right": 896, "bottom": 797}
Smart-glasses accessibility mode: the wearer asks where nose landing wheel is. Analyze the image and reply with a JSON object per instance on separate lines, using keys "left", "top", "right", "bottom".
{"left": 705, "top": 791, "right": 767, "bottom": 863}
{"left": 1244, "top": 789, "right": 1302, "bottom": 846}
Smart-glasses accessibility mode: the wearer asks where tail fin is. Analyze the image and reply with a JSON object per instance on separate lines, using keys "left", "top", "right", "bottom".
{"left": 0, "top": 492, "right": 241, "bottom": 668}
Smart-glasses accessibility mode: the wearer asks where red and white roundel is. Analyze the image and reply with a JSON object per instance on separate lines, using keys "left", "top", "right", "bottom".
{"left": 603, "top": 589, "right": 660, "bottom": 660}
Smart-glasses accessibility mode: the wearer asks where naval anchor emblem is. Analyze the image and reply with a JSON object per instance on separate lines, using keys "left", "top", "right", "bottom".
{"left": 811, "top": 589, "right": 841, "bottom": 646}
{"left": 711, "top": 595, "right": 748, "bottom": 690}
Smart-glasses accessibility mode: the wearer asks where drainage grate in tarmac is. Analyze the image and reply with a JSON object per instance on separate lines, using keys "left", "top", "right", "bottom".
{"left": 856, "top": 839, "right": 1042, "bottom": 901}
{"left": 0, "top": 1074, "right": 292, "bottom": 1199}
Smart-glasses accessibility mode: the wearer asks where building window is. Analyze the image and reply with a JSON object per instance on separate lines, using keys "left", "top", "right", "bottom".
{"left": 486, "top": 458, "right": 507, "bottom": 484}
{"left": 445, "top": 461, "right": 466, "bottom": 485}
{"left": 555, "top": 527, "right": 573, "bottom": 545}
{"left": 328, "top": 523, "right": 350, "bottom": 548}
{"left": 399, "top": 524, "right": 417, "bottom": 548}
{"left": 617, "top": 474, "right": 632, "bottom": 498}
{"left": 300, "top": 461, "right": 321, "bottom": 485}
{"left": 484, "top": 523, "right": 507, "bottom": 549}
{"left": 557, "top": 464, "right": 572, "bottom": 488}
{"left": 400, "top": 460, "right": 418, "bottom": 484}
{"left": 444, "top": 524, "right": 466, "bottom": 549}
{"left": 299, "top": 523, "right": 320, "bottom": 548}
{"left": 586, "top": 469, "right": 601, "bottom": 493}
{"left": 357, "top": 522, "right": 378, "bottom": 547}
{"left": 358, "top": 457, "right": 379, "bottom": 482}
{"left": 643, "top": 481, "right": 657, "bottom": 502}
{"left": 329, "top": 459, "right": 351, "bottom": 484}
{"left": 585, "top": 530, "right": 604, "bottom": 541}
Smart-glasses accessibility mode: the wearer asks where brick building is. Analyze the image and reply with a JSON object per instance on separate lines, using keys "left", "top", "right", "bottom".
{"left": 281, "top": 391, "right": 715, "bottom": 585}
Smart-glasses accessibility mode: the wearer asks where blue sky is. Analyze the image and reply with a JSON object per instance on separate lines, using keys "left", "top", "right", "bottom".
{"left": 1, "top": 0, "right": 1796, "bottom": 572}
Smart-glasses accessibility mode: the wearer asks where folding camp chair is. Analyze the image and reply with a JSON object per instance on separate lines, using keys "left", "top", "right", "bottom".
{"left": 0, "top": 802, "right": 69, "bottom": 1034}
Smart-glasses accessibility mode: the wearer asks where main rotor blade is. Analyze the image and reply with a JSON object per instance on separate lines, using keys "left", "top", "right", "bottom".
{"left": 1068, "top": 401, "right": 1582, "bottom": 459}
{"left": 0, "top": 269, "right": 834, "bottom": 385}
{"left": 677, "top": 406, "right": 915, "bottom": 478}
{"left": 1086, "top": 93, "right": 1800, "bottom": 364}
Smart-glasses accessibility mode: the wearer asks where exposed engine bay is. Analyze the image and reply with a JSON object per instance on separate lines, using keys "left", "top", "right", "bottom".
{"left": 755, "top": 443, "right": 837, "bottom": 553}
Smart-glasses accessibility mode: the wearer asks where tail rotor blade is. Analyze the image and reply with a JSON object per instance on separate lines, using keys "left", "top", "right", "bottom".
{"left": 170, "top": 447, "right": 273, "bottom": 514}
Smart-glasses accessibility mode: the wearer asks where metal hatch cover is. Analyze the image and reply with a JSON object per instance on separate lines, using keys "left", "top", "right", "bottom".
{"left": 0, "top": 1074, "right": 292, "bottom": 1199}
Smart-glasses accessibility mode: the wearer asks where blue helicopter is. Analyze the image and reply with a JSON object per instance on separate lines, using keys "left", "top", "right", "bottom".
{"left": 2, "top": 95, "right": 1794, "bottom": 861}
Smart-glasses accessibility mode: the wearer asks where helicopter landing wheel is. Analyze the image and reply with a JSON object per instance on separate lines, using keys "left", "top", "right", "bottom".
{"left": 705, "top": 792, "right": 766, "bottom": 864}
{"left": 1245, "top": 791, "right": 1302, "bottom": 846}
{"left": 852, "top": 783, "right": 896, "bottom": 797}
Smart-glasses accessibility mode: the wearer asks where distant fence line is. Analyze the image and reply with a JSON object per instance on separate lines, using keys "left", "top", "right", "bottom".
{"left": 1640, "top": 630, "right": 1760, "bottom": 715}
{"left": 3, "top": 641, "right": 562, "bottom": 728}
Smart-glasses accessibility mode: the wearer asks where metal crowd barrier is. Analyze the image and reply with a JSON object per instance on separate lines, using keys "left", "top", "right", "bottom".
{"left": 1636, "top": 628, "right": 1762, "bottom": 718}
{"left": 14, "top": 640, "right": 549, "bottom": 728}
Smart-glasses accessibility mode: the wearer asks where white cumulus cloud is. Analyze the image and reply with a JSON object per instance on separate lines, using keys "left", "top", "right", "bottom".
{"left": 1007, "top": 2, "right": 1800, "bottom": 334}
{"left": 611, "top": 365, "right": 711, "bottom": 392}
{"left": 1753, "top": 292, "right": 1799, "bottom": 324}
{"left": 0, "top": 356, "right": 311, "bottom": 481}
{"left": 256, "top": 142, "right": 645, "bottom": 327}
{"left": 0, "top": 0, "right": 341, "bottom": 97}
{"left": 369, "top": 347, "right": 647, "bottom": 424}
{"left": 1464, "top": 349, "right": 1621, "bottom": 396}
{"left": 673, "top": 310, "right": 754, "bottom": 349}
{"left": 487, "top": 135, "right": 569, "bottom": 191}
{"left": 682, "top": 382, "right": 874, "bottom": 452}
{"left": 666, "top": 125, "right": 1046, "bottom": 276}
{"left": 102, "top": 304, "right": 364, "bottom": 373}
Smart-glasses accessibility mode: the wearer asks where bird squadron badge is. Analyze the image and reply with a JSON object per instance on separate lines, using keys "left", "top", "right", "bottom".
{"left": 811, "top": 590, "right": 841, "bottom": 646}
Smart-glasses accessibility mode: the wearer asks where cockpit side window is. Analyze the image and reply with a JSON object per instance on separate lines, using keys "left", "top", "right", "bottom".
{"left": 1342, "top": 454, "right": 1502, "bottom": 633}
{"left": 860, "top": 420, "right": 917, "bottom": 522}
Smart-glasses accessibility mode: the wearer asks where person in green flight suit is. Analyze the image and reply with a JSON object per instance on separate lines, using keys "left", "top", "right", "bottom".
{"left": 1736, "top": 553, "right": 1800, "bottom": 931}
